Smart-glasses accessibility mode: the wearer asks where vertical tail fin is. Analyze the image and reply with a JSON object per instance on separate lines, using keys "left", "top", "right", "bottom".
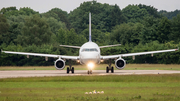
{"left": 89, "top": 12, "right": 92, "bottom": 42}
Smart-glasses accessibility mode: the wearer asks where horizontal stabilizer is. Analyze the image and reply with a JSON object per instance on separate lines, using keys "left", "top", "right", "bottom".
{"left": 99, "top": 44, "right": 121, "bottom": 48}
{"left": 60, "top": 45, "right": 81, "bottom": 48}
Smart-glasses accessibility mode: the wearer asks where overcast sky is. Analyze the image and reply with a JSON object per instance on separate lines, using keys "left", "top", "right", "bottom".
{"left": 1, "top": 0, "right": 180, "bottom": 13}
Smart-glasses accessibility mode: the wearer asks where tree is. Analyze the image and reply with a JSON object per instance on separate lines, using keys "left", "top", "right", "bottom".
{"left": 44, "top": 17, "right": 66, "bottom": 34}
{"left": 122, "top": 5, "right": 149, "bottom": 22}
{"left": 170, "top": 14, "right": 180, "bottom": 43}
{"left": 56, "top": 28, "right": 87, "bottom": 46}
{"left": 55, "top": 28, "right": 87, "bottom": 56}
{"left": 15, "top": 14, "right": 52, "bottom": 46}
{"left": 110, "top": 22, "right": 143, "bottom": 45}
{"left": 0, "top": 7, "right": 39, "bottom": 17}
{"left": 0, "top": 14, "right": 10, "bottom": 45}
{"left": 156, "top": 17, "right": 171, "bottom": 43}
{"left": 42, "top": 8, "right": 71, "bottom": 29}
{"left": 7, "top": 15, "right": 27, "bottom": 45}
{"left": 0, "top": 7, "right": 17, "bottom": 14}
{"left": 18, "top": 7, "right": 39, "bottom": 16}
{"left": 159, "top": 10, "right": 180, "bottom": 19}
{"left": 81, "top": 27, "right": 107, "bottom": 44}
{"left": 140, "top": 16, "right": 160, "bottom": 44}
{"left": 68, "top": 1, "right": 125, "bottom": 33}
{"left": 110, "top": 4, "right": 126, "bottom": 27}
{"left": 138, "top": 4, "right": 161, "bottom": 18}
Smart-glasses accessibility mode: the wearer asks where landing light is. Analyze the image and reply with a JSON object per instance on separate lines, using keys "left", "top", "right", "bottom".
{"left": 87, "top": 62, "right": 94, "bottom": 69}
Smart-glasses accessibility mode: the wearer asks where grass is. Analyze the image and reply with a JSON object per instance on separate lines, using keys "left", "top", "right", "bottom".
{"left": 0, "top": 64, "right": 180, "bottom": 100}
{"left": 0, "top": 75, "right": 180, "bottom": 101}
{"left": 0, "top": 64, "right": 180, "bottom": 70}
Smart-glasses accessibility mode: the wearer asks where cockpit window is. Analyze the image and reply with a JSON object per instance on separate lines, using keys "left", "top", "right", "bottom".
{"left": 82, "top": 48, "right": 98, "bottom": 52}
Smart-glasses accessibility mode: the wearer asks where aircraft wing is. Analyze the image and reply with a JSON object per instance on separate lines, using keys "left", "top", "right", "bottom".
{"left": 101, "top": 48, "right": 178, "bottom": 60}
{"left": 1, "top": 50, "right": 79, "bottom": 60}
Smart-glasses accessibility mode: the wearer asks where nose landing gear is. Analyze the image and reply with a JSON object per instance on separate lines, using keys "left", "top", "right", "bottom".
{"left": 87, "top": 70, "right": 92, "bottom": 74}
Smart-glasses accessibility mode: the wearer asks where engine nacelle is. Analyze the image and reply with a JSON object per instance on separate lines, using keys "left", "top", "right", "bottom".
{"left": 115, "top": 58, "right": 126, "bottom": 70}
{"left": 54, "top": 59, "right": 65, "bottom": 70}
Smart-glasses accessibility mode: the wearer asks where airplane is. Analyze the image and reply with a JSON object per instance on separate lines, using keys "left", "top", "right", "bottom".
{"left": 1, "top": 13, "right": 179, "bottom": 74}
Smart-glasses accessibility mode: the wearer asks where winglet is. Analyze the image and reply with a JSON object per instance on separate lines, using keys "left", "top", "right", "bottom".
{"left": 1, "top": 49, "right": 3, "bottom": 52}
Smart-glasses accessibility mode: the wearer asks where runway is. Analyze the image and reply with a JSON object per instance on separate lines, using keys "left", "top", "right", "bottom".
{"left": 0, "top": 70, "right": 180, "bottom": 78}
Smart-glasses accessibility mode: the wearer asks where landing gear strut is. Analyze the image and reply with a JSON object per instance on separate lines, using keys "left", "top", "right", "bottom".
{"left": 67, "top": 60, "right": 74, "bottom": 74}
{"left": 106, "top": 60, "right": 114, "bottom": 73}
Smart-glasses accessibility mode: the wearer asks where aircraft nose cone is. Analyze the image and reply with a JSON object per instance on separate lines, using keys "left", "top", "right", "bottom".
{"left": 81, "top": 53, "right": 98, "bottom": 59}
{"left": 80, "top": 52, "right": 100, "bottom": 64}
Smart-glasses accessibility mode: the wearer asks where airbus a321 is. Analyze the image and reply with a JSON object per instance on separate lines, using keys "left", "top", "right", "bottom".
{"left": 1, "top": 13, "right": 179, "bottom": 74}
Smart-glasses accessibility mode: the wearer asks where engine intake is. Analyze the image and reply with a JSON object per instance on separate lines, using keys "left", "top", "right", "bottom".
{"left": 55, "top": 59, "right": 65, "bottom": 70}
{"left": 115, "top": 58, "right": 126, "bottom": 70}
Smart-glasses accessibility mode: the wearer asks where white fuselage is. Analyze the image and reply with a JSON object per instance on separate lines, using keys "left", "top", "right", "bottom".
{"left": 79, "top": 42, "right": 101, "bottom": 65}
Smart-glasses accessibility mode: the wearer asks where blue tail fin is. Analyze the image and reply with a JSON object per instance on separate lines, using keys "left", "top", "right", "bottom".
{"left": 89, "top": 13, "right": 92, "bottom": 42}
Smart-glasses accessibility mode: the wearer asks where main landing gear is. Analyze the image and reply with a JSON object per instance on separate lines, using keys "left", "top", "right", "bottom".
{"left": 67, "top": 67, "right": 74, "bottom": 74}
{"left": 67, "top": 60, "right": 74, "bottom": 74}
{"left": 106, "top": 66, "right": 114, "bottom": 73}
{"left": 106, "top": 60, "right": 114, "bottom": 73}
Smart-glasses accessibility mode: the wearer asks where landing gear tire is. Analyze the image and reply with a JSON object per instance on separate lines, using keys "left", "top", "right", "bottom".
{"left": 67, "top": 67, "right": 74, "bottom": 74}
{"left": 106, "top": 66, "right": 109, "bottom": 73}
{"left": 88, "top": 70, "right": 92, "bottom": 74}
{"left": 72, "top": 67, "right": 74, "bottom": 73}
{"left": 111, "top": 66, "right": 114, "bottom": 73}
{"left": 90, "top": 70, "right": 92, "bottom": 74}
{"left": 67, "top": 60, "right": 75, "bottom": 74}
{"left": 67, "top": 67, "right": 70, "bottom": 74}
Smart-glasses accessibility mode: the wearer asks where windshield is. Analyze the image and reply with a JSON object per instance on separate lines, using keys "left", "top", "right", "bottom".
{"left": 82, "top": 48, "right": 98, "bottom": 52}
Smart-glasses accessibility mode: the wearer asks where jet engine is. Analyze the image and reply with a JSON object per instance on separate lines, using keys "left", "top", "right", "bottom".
{"left": 55, "top": 59, "right": 65, "bottom": 70}
{"left": 115, "top": 58, "right": 126, "bottom": 70}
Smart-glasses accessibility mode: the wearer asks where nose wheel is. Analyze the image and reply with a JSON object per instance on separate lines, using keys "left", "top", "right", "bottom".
{"left": 88, "top": 70, "right": 92, "bottom": 74}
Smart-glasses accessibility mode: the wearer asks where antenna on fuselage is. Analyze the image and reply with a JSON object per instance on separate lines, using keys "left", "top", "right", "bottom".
{"left": 89, "top": 12, "right": 92, "bottom": 42}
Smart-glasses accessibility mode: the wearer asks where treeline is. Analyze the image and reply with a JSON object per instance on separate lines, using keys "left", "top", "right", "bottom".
{"left": 0, "top": 1, "right": 180, "bottom": 66}
{"left": 159, "top": 9, "right": 180, "bottom": 19}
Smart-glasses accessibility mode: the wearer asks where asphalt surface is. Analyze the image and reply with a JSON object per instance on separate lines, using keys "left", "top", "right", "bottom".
{"left": 0, "top": 70, "right": 180, "bottom": 78}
